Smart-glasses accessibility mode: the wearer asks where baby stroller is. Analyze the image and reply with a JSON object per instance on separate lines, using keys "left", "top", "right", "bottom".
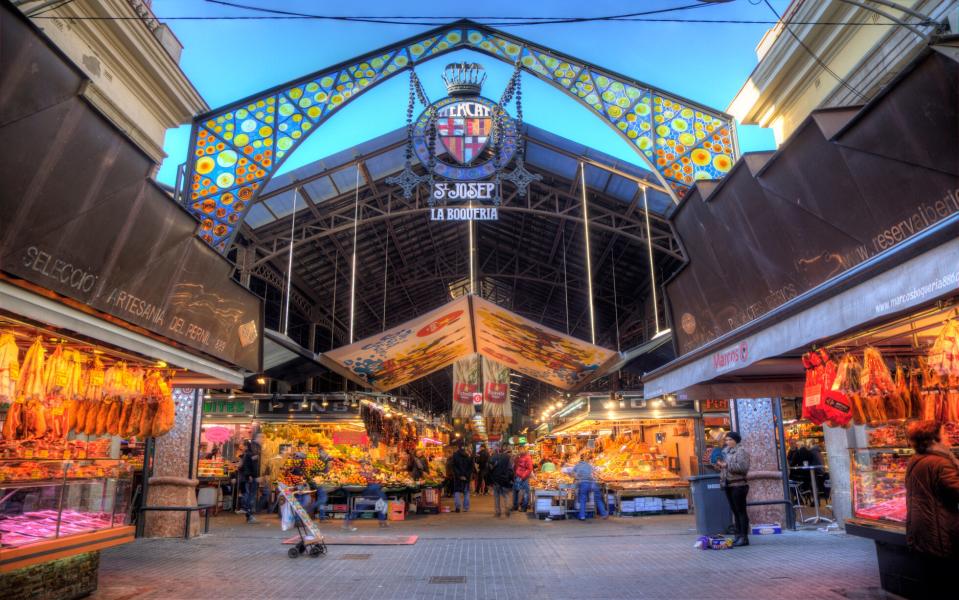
{"left": 278, "top": 483, "right": 328, "bottom": 558}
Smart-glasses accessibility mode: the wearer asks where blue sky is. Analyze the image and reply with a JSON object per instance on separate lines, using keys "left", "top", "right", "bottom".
{"left": 153, "top": 0, "right": 789, "bottom": 185}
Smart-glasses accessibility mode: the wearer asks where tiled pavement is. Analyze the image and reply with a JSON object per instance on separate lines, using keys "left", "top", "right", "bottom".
{"left": 92, "top": 495, "right": 887, "bottom": 600}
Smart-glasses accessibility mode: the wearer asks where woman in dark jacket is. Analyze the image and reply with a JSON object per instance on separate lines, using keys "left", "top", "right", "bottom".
{"left": 905, "top": 420, "right": 959, "bottom": 588}
{"left": 718, "top": 431, "right": 751, "bottom": 547}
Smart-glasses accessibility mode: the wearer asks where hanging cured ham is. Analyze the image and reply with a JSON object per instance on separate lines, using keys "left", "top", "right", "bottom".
{"left": 860, "top": 347, "right": 895, "bottom": 425}
{"left": 833, "top": 354, "right": 866, "bottom": 425}
{"left": 0, "top": 328, "right": 178, "bottom": 441}
{"left": 0, "top": 332, "right": 19, "bottom": 401}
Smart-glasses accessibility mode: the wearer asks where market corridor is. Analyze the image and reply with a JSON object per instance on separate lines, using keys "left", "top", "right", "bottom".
{"left": 90, "top": 496, "right": 881, "bottom": 600}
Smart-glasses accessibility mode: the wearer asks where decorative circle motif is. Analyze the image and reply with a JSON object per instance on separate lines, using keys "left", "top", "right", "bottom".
{"left": 412, "top": 95, "right": 518, "bottom": 181}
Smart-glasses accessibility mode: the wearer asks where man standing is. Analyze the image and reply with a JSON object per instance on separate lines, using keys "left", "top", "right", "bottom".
{"left": 489, "top": 444, "right": 514, "bottom": 517}
{"left": 475, "top": 444, "right": 490, "bottom": 495}
{"left": 512, "top": 444, "right": 533, "bottom": 512}
{"left": 569, "top": 452, "right": 608, "bottom": 521}
{"left": 240, "top": 432, "right": 265, "bottom": 524}
{"left": 451, "top": 443, "right": 474, "bottom": 513}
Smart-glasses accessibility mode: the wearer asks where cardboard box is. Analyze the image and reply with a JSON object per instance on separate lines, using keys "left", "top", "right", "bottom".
{"left": 751, "top": 523, "right": 782, "bottom": 535}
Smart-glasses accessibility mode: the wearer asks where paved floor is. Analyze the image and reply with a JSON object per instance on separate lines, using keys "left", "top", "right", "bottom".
{"left": 92, "top": 495, "right": 886, "bottom": 600}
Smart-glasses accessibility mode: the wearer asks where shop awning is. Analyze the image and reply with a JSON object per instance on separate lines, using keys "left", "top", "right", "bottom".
{"left": 261, "top": 329, "right": 327, "bottom": 385}
{"left": 319, "top": 295, "right": 619, "bottom": 392}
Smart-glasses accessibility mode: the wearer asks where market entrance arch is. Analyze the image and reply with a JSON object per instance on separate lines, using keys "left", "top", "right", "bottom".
{"left": 180, "top": 20, "right": 738, "bottom": 251}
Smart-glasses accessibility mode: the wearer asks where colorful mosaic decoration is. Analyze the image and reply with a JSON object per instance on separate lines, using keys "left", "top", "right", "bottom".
{"left": 320, "top": 296, "right": 618, "bottom": 392}
{"left": 184, "top": 22, "right": 737, "bottom": 251}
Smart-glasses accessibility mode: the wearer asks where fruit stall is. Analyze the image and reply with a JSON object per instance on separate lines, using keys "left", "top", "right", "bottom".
{"left": 242, "top": 393, "right": 450, "bottom": 519}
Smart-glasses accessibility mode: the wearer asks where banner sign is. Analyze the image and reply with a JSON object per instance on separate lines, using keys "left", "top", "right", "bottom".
{"left": 332, "top": 430, "right": 369, "bottom": 446}
{"left": 203, "top": 398, "right": 252, "bottom": 417}
{"left": 256, "top": 398, "right": 355, "bottom": 419}
{"left": 321, "top": 296, "right": 472, "bottom": 391}
{"left": 321, "top": 296, "right": 619, "bottom": 392}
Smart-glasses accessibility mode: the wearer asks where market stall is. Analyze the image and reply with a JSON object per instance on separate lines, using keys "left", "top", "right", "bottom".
{"left": 248, "top": 393, "right": 449, "bottom": 520}
{"left": 0, "top": 315, "right": 181, "bottom": 573}
{"left": 809, "top": 302, "right": 959, "bottom": 595}
{"left": 532, "top": 394, "right": 697, "bottom": 517}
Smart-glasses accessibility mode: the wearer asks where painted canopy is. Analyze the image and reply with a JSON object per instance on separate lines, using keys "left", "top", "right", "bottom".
{"left": 320, "top": 296, "right": 618, "bottom": 391}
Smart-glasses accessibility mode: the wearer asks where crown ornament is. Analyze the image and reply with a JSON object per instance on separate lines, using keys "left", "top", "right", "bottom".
{"left": 442, "top": 62, "right": 486, "bottom": 97}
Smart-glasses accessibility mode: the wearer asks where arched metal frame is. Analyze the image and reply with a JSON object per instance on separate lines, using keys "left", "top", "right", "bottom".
{"left": 182, "top": 19, "right": 738, "bottom": 252}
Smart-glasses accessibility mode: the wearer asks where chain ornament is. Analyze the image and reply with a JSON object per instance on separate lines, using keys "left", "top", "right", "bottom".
{"left": 386, "top": 69, "right": 431, "bottom": 199}
{"left": 501, "top": 58, "right": 540, "bottom": 197}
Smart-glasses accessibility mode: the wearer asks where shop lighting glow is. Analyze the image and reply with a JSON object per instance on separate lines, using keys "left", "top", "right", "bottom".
{"left": 555, "top": 400, "right": 585, "bottom": 418}
{"left": 256, "top": 377, "right": 266, "bottom": 385}
{"left": 421, "top": 437, "right": 443, "bottom": 445}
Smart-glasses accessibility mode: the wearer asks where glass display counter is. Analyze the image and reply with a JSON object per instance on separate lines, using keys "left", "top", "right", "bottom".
{"left": 0, "top": 459, "right": 133, "bottom": 549}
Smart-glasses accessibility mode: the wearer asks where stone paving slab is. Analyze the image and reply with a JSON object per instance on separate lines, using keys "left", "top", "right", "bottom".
{"left": 92, "top": 496, "right": 887, "bottom": 600}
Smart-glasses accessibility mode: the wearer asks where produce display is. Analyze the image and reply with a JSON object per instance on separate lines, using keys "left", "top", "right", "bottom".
{"left": 592, "top": 438, "right": 681, "bottom": 484}
{"left": 0, "top": 509, "right": 124, "bottom": 548}
{"left": 0, "top": 333, "right": 177, "bottom": 442}
{"left": 197, "top": 459, "right": 230, "bottom": 477}
{"left": 530, "top": 469, "right": 573, "bottom": 490}
{"left": 276, "top": 432, "right": 415, "bottom": 489}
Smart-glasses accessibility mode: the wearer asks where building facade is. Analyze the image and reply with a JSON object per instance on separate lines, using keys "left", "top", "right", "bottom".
{"left": 14, "top": 0, "right": 206, "bottom": 165}
{"left": 729, "top": 0, "right": 958, "bottom": 145}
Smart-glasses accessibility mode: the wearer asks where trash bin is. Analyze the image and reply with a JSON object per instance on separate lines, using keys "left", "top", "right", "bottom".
{"left": 688, "top": 474, "right": 733, "bottom": 535}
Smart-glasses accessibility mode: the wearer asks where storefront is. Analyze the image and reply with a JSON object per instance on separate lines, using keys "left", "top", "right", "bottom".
{"left": 532, "top": 393, "right": 699, "bottom": 517}
{"left": 0, "top": 9, "right": 263, "bottom": 595}
{"left": 640, "top": 44, "right": 959, "bottom": 599}
{"left": 199, "top": 393, "right": 450, "bottom": 520}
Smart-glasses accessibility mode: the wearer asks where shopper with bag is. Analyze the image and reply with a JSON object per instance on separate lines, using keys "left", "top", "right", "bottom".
{"left": 489, "top": 444, "right": 514, "bottom": 517}
{"left": 717, "top": 432, "right": 751, "bottom": 547}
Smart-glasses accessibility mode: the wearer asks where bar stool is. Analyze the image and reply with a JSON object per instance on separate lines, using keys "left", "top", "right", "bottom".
{"left": 788, "top": 481, "right": 809, "bottom": 522}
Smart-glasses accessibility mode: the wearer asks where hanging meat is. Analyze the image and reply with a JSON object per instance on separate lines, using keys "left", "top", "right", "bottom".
{"left": 860, "top": 347, "right": 894, "bottom": 425}
{"left": 833, "top": 354, "right": 866, "bottom": 425}
{"left": 148, "top": 372, "right": 175, "bottom": 437}
{"left": 124, "top": 399, "right": 144, "bottom": 438}
{"left": 0, "top": 332, "right": 19, "bottom": 402}
{"left": 6, "top": 338, "right": 47, "bottom": 439}
{"left": 908, "top": 366, "right": 922, "bottom": 419}
{"left": 928, "top": 319, "right": 959, "bottom": 379}
{"left": 886, "top": 364, "right": 909, "bottom": 420}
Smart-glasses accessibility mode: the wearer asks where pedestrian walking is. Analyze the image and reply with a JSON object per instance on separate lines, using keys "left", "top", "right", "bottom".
{"left": 239, "top": 432, "right": 265, "bottom": 524}
{"left": 475, "top": 444, "right": 490, "bottom": 495}
{"left": 512, "top": 444, "right": 533, "bottom": 512}
{"left": 567, "top": 452, "right": 608, "bottom": 521}
{"left": 717, "top": 431, "right": 751, "bottom": 547}
{"left": 904, "top": 420, "right": 959, "bottom": 592}
{"left": 450, "top": 443, "right": 473, "bottom": 512}
{"left": 489, "top": 444, "right": 514, "bottom": 517}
